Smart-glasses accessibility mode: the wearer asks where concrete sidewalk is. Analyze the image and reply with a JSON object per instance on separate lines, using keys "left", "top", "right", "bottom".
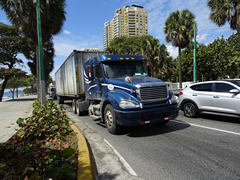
{"left": 0, "top": 95, "right": 37, "bottom": 143}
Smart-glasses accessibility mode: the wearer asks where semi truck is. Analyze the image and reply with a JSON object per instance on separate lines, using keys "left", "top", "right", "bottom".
{"left": 55, "top": 50, "right": 179, "bottom": 134}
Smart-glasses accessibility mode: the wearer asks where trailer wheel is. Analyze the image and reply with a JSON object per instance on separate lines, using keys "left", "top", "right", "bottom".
{"left": 76, "top": 100, "right": 83, "bottom": 116}
{"left": 57, "top": 96, "right": 61, "bottom": 104}
{"left": 72, "top": 99, "right": 77, "bottom": 114}
{"left": 104, "top": 104, "right": 121, "bottom": 134}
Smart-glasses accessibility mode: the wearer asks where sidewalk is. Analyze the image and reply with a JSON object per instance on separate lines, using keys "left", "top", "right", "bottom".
{"left": 0, "top": 95, "right": 37, "bottom": 143}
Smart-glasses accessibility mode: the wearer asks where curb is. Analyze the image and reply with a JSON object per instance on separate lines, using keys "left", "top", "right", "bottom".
{"left": 69, "top": 120, "right": 96, "bottom": 180}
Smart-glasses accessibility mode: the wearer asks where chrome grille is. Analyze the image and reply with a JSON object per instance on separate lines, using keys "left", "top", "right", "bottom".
{"left": 137, "top": 85, "right": 168, "bottom": 101}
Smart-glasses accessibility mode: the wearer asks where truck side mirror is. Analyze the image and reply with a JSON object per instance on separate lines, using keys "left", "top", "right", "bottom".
{"left": 88, "top": 66, "right": 93, "bottom": 81}
{"left": 147, "top": 64, "right": 151, "bottom": 77}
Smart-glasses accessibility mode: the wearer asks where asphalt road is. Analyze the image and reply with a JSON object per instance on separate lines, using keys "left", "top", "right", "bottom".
{"left": 60, "top": 100, "right": 240, "bottom": 180}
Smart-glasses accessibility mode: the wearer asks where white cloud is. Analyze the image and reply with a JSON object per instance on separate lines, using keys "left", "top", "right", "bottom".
{"left": 63, "top": 30, "right": 71, "bottom": 34}
{"left": 166, "top": 45, "right": 178, "bottom": 59}
{"left": 124, "top": 0, "right": 230, "bottom": 45}
{"left": 54, "top": 35, "right": 103, "bottom": 57}
{"left": 197, "top": 33, "right": 208, "bottom": 42}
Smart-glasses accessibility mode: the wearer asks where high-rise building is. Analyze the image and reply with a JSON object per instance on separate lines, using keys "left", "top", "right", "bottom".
{"left": 103, "top": 5, "right": 148, "bottom": 49}
{"left": 103, "top": 20, "right": 114, "bottom": 50}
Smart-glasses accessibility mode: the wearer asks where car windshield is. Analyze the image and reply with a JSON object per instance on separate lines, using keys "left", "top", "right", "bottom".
{"left": 102, "top": 61, "right": 148, "bottom": 78}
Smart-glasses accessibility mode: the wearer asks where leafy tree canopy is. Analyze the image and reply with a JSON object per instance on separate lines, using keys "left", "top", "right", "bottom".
{"left": 207, "top": 0, "right": 240, "bottom": 44}
{"left": 181, "top": 33, "right": 240, "bottom": 81}
{"left": 105, "top": 35, "right": 169, "bottom": 79}
{"left": 0, "top": 22, "right": 27, "bottom": 101}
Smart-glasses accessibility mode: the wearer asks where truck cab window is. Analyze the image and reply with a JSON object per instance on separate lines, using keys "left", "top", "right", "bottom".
{"left": 102, "top": 62, "right": 147, "bottom": 78}
{"left": 95, "top": 65, "right": 103, "bottom": 79}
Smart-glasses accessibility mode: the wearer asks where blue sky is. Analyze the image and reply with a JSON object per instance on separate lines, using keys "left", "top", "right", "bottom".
{"left": 0, "top": 0, "right": 236, "bottom": 80}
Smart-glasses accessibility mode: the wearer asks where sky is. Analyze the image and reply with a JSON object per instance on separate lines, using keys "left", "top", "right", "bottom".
{"left": 0, "top": 0, "right": 236, "bottom": 81}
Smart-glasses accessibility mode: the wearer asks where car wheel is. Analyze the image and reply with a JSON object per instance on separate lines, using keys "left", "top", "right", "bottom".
{"left": 183, "top": 102, "right": 198, "bottom": 118}
{"left": 104, "top": 104, "right": 121, "bottom": 134}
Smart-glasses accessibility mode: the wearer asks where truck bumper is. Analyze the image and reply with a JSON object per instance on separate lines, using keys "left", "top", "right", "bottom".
{"left": 114, "top": 104, "right": 179, "bottom": 126}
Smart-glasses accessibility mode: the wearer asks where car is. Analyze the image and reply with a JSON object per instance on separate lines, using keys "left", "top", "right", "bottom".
{"left": 178, "top": 80, "right": 240, "bottom": 118}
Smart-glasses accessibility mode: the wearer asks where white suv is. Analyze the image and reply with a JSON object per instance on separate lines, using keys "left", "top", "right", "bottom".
{"left": 178, "top": 80, "right": 240, "bottom": 118}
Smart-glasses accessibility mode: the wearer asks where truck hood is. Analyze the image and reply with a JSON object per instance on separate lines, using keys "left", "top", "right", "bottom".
{"left": 106, "top": 76, "right": 166, "bottom": 91}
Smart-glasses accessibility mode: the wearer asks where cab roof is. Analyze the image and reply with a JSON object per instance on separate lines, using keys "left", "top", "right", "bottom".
{"left": 91, "top": 54, "right": 145, "bottom": 63}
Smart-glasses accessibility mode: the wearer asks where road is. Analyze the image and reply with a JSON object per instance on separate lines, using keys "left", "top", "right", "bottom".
{"left": 60, "top": 100, "right": 240, "bottom": 180}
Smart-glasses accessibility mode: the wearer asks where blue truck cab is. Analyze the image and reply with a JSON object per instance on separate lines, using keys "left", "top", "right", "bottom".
{"left": 83, "top": 54, "right": 178, "bottom": 134}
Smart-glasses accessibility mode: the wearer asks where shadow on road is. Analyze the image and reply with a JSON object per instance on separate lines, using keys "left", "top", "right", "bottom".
{"left": 121, "top": 120, "right": 190, "bottom": 137}
{"left": 199, "top": 114, "right": 240, "bottom": 124}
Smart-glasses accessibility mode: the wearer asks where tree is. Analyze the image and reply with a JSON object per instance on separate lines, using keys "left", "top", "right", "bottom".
{"left": 140, "top": 35, "right": 168, "bottom": 77}
{"left": 181, "top": 33, "right": 240, "bottom": 81}
{"left": 207, "top": 0, "right": 240, "bottom": 44}
{"left": 5, "top": 76, "right": 28, "bottom": 99}
{"left": 22, "top": 40, "right": 54, "bottom": 86}
{"left": 0, "top": 0, "right": 66, "bottom": 99}
{"left": 23, "top": 74, "right": 36, "bottom": 95}
{"left": 106, "top": 35, "right": 169, "bottom": 78}
{"left": 158, "top": 56, "right": 178, "bottom": 81}
{"left": 164, "top": 9, "right": 195, "bottom": 88}
{"left": 0, "top": 23, "right": 26, "bottom": 102}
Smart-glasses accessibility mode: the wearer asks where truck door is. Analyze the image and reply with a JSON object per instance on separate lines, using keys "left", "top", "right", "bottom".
{"left": 92, "top": 64, "right": 103, "bottom": 100}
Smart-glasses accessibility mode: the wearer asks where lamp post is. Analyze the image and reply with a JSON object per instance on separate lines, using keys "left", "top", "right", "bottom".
{"left": 193, "top": 23, "right": 197, "bottom": 82}
{"left": 33, "top": 0, "right": 46, "bottom": 104}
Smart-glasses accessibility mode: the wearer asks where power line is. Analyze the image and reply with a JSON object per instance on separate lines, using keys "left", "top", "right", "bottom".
{"left": 198, "top": 27, "right": 232, "bottom": 34}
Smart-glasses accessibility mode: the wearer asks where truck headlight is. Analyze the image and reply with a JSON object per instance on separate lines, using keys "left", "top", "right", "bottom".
{"left": 119, "top": 100, "right": 139, "bottom": 108}
{"left": 170, "top": 94, "right": 178, "bottom": 104}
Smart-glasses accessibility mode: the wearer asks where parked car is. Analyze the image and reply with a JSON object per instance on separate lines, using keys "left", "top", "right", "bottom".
{"left": 178, "top": 80, "right": 240, "bottom": 118}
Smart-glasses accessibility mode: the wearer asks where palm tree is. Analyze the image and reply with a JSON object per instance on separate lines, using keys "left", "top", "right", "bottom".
{"left": 164, "top": 9, "right": 195, "bottom": 88}
{"left": 207, "top": 0, "right": 240, "bottom": 44}
{"left": 140, "top": 35, "right": 168, "bottom": 77}
{"left": 0, "top": 0, "right": 66, "bottom": 98}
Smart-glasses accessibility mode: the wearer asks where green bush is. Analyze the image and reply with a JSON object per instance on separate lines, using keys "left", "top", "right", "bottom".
{"left": 0, "top": 99, "right": 77, "bottom": 180}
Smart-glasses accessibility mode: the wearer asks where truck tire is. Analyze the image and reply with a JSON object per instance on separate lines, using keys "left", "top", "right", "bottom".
{"left": 76, "top": 100, "right": 83, "bottom": 116}
{"left": 72, "top": 99, "right": 77, "bottom": 114}
{"left": 104, "top": 104, "right": 121, "bottom": 134}
{"left": 57, "top": 96, "right": 64, "bottom": 104}
{"left": 57, "top": 96, "right": 61, "bottom": 104}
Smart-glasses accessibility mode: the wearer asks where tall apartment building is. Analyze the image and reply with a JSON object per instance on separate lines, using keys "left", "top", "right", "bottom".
{"left": 103, "top": 5, "right": 148, "bottom": 49}
{"left": 103, "top": 20, "right": 114, "bottom": 50}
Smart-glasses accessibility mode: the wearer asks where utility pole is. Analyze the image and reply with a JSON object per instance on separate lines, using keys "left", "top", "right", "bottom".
{"left": 193, "top": 23, "right": 197, "bottom": 82}
{"left": 34, "top": 0, "right": 46, "bottom": 104}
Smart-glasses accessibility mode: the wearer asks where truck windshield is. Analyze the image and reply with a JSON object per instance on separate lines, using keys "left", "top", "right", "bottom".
{"left": 102, "top": 61, "right": 148, "bottom": 78}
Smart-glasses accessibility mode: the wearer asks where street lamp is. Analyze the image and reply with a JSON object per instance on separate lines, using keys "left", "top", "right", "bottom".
{"left": 193, "top": 23, "right": 197, "bottom": 82}
{"left": 33, "top": 0, "right": 46, "bottom": 105}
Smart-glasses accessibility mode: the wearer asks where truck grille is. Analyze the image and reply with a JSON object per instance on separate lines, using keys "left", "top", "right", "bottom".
{"left": 138, "top": 86, "right": 168, "bottom": 101}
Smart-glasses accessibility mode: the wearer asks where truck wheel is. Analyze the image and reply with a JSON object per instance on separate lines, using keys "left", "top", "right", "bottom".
{"left": 76, "top": 100, "right": 83, "bottom": 116}
{"left": 183, "top": 102, "right": 198, "bottom": 118}
{"left": 104, "top": 104, "right": 121, "bottom": 134}
{"left": 72, "top": 99, "right": 77, "bottom": 114}
{"left": 57, "top": 96, "right": 61, "bottom": 104}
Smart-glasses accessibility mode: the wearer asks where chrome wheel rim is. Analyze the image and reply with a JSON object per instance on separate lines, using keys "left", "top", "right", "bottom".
{"left": 105, "top": 110, "right": 113, "bottom": 128}
{"left": 185, "top": 104, "right": 195, "bottom": 117}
